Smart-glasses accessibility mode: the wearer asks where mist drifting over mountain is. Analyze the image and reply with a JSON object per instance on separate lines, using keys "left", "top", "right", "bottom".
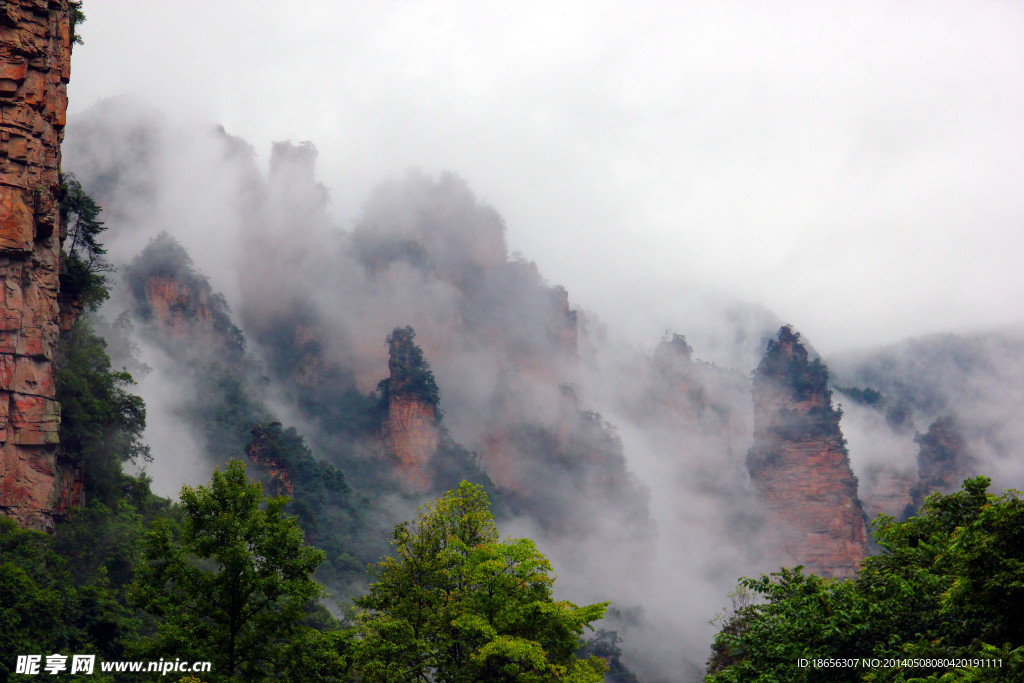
{"left": 58, "top": 2, "right": 1024, "bottom": 679}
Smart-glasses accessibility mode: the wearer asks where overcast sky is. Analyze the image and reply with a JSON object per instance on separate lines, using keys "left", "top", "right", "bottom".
{"left": 66, "top": 0, "right": 1024, "bottom": 356}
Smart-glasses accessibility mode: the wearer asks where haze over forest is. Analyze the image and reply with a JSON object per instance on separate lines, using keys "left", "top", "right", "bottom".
{"left": 48, "top": 1, "right": 1024, "bottom": 679}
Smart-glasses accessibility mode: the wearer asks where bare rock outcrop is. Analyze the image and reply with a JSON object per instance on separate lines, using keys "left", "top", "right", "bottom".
{"left": 0, "top": 0, "right": 79, "bottom": 530}
{"left": 747, "top": 326, "right": 868, "bottom": 578}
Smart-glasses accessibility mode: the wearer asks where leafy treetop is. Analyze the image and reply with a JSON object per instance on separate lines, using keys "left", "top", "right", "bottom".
{"left": 354, "top": 481, "right": 609, "bottom": 682}
{"left": 59, "top": 172, "right": 111, "bottom": 311}
{"left": 129, "top": 460, "right": 327, "bottom": 680}
{"left": 706, "top": 476, "right": 1024, "bottom": 682}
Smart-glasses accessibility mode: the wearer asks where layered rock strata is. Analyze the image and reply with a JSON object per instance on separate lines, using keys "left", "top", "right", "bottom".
{"left": 747, "top": 327, "right": 868, "bottom": 578}
{"left": 0, "top": 0, "right": 78, "bottom": 530}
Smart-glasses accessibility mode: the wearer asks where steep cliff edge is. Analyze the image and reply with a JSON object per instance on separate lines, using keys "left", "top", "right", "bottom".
{"left": 0, "top": 0, "right": 78, "bottom": 530}
{"left": 746, "top": 326, "right": 867, "bottom": 578}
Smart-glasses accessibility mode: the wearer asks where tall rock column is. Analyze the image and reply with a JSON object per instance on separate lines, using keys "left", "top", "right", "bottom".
{"left": 0, "top": 0, "right": 77, "bottom": 530}
{"left": 380, "top": 326, "right": 440, "bottom": 491}
{"left": 747, "top": 326, "right": 868, "bottom": 578}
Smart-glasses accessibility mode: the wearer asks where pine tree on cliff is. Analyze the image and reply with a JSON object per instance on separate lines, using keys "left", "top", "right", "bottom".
{"left": 377, "top": 326, "right": 441, "bottom": 416}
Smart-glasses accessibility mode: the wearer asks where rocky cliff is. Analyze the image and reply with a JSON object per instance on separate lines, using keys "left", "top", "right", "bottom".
{"left": 0, "top": 0, "right": 78, "bottom": 530}
{"left": 747, "top": 326, "right": 867, "bottom": 578}
{"left": 645, "top": 333, "right": 749, "bottom": 441}
{"left": 859, "top": 466, "right": 916, "bottom": 522}
{"left": 125, "top": 233, "right": 244, "bottom": 355}
{"left": 379, "top": 326, "right": 440, "bottom": 491}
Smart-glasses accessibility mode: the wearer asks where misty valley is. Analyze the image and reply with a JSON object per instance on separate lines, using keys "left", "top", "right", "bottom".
{"left": 2, "top": 3, "right": 1024, "bottom": 682}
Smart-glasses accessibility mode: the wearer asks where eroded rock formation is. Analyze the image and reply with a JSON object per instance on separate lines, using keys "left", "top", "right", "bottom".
{"left": 747, "top": 326, "right": 867, "bottom": 578}
{"left": 125, "top": 233, "right": 244, "bottom": 355}
{"left": 380, "top": 326, "right": 440, "bottom": 491}
{"left": 645, "top": 333, "right": 749, "bottom": 441}
{"left": 0, "top": 0, "right": 78, "bottom": 530}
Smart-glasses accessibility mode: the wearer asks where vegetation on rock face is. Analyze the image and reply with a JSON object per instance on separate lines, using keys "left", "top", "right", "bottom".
{"left": 69, "top": 1, "right": 86, "bottom": 45}
{"left": 377, "top": 325, "right": 442, "bottom": 411}
{"left": 59, "top": 171, "right": 111, "bottom": 311}
{"left": 751, "top": 325, "right": 845, "bottom": 445}
{"left": 124, "top": 232, "right": 246, "bottom": 352}
{"left": 755, "top": 326, "right": 830, "bottom": 399}
{"left": 905, "top": 415, "right": 976, "bottom": 519}
{"left": 835, "top": 385, "right": 915, "bottom": 433}
{"left": 244, "top": 423, "right": 371, "bottom": 588}
{"left": 706, "top": 476, "right": 1024, "bottom": 682}
{"left": 57, "top": 172, "right": 150, "bottom": 499}
{"left": 55, "top": 320, "right": 149, "bottom": 497}
{"left": 915, "top": 416, "right": 969, "bottom": 464}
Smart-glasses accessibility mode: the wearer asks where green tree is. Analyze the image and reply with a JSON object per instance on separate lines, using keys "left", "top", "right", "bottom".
{"left": 354, "top": 481, "right": 608, "bottom": 682}
{"left": 706, "top": 477, "right": 1024, "bottom": 682}
{"left": 59, "top": 172, "right": 111, "bottom": 310}
{"left": 56, "top": 319, "right": 150, "bottom": 504}
{"left": 129, "top": 460, "right": 328, "bottom": 680}
{"left": 0, "top": 518, "right": 76, "bottom": 680}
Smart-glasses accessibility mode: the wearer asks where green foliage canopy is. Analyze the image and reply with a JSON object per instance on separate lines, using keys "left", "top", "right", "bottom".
{"left": 129, "top": 460, "right": 328, "bottom": 680}
{"left": 56, "top": 319, "right": 149, "bottom": 502}
{"left": 354, "top": 481, "right": 608, "bottom": 682}
{"left": 59, "top": 172, "right": 110, "bottom": 311}
{"left": 706, "top": 477, "right": 1024, "bottom": 682}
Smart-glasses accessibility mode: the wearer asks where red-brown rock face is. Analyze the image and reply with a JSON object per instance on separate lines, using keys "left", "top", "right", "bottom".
{"left": 0, "top": 0, "right": 78, "bottom": 530}
{"left": 142, "top": 274, "right": 215, "bottom": 339}
{"left": 125, "top": 233, "right": 247, "bottom": 362}
{"left": 380, "top": 327, "right": 440, "bottom": 491}
{"left": 382, "top": 393, "right": 439, "bottom": 491}
{"left": 747, "top": 327, "right": 868, "bottom": 578}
